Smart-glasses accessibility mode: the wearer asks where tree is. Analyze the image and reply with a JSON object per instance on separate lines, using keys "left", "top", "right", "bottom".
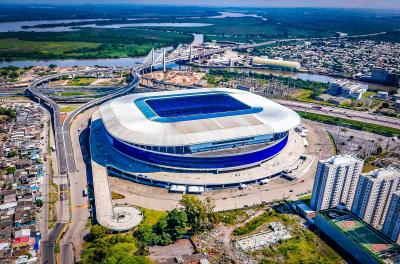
{"left": 35, "top": 199, "right": 43, "bottom": 207}
{"left": 6, "top": 166, "right": 16, "bottom": 175}
{"left": 155, "top": 232, "right": 172, "bottom": 246}
{"left": 166, "top": 209, "right": 187, "bottom": 240}
{"left": 179, "top": 195, "right": 214, "bottom": 234}
{"left": 9, "top": 71, "right": 19, "bottom": 79}
{"left": 7, "top": 150, "right": 17, "bottom": 158}
{"left": 134, "top": 225, "right": 158, "bottom": 246}
{"left": 152, "top": 216, "right": 172, "bottom": 245}
{"left": 90, "top": 225, "right": 109, "bottom": 240}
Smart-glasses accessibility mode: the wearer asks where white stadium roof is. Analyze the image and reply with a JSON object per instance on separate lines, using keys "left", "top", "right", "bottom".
{"left": 99, "top": 88, "right": 300, "bottom": 147}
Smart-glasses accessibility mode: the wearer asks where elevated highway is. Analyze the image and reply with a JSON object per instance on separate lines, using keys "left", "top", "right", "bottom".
{"left": 27, "top": 69, "right": 139, "bottom": 264}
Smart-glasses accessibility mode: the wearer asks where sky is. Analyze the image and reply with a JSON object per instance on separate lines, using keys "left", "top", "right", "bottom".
{"left": 3, "top": 0, "right": 400, "bottom": 9}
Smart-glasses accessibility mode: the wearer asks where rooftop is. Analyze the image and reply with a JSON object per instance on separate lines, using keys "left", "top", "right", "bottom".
{"left": 319, "top": 208, "right": 400, "bottom": 263}
{"left": 100, "top": 88, "right": 300, "bottom": 147}
{"left": 325, "top": 155, "right": 363, "bottom": 166}
{"left": 365, "top": 167, "right": 400, "bottom": 179}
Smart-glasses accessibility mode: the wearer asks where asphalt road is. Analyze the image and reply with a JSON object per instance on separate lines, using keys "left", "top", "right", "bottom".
{"left": 41, "top": 223, "right": 65, "bottom": 264}
{"left": 28, "top": 69, "right": 136, "bottom": 264}
{"left": 275, "top": 99, "right": 400, "bottom": 129}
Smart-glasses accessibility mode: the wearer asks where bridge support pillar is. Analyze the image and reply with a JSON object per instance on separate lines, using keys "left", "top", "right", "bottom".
{"left": 151, "top": 49, "right": 155, "bottom": 72}
{"left": 189, "top": 44, "right": 192, "bottom": 63}
{"left": 162, "top": 49, "right": 166, "bottom": 72}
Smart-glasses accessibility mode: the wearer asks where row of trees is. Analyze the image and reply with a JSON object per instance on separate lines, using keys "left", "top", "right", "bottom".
{"left": 82, "top": 195, "right": 216, "bottom": 263}
{"left": 135, "top": 195, "right": 215, "bottom": 247}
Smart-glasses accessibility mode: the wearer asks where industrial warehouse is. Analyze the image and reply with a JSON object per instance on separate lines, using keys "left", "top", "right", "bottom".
{"left": 90, "top": 88, "right": 309, "bottom": 192}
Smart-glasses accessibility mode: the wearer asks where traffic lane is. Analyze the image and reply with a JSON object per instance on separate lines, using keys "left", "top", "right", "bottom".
{"left": 41, "top": 223, "right": 65, "bottom": 264}
{"left": 276, "top": 100, "right": 400, "bottom": 129}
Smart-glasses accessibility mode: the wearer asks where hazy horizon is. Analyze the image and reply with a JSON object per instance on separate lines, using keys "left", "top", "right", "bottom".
{"left": 1, "top": 0, "right": 400, "bottom": 10}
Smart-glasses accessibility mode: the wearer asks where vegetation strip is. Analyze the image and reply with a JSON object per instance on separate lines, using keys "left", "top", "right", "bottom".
{"left": 297, "top": 111, "right": 400, "bottom": 137}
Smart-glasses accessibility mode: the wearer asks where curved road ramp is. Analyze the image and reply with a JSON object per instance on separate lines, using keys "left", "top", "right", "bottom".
{"left": 90, "top": 110, "right": 143, "bottom": 231}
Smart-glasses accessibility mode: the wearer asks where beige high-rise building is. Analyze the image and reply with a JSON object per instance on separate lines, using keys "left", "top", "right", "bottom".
{"left": 382, "top": 191, "right": 400, "bottom": 245}
{"left": 310, "top": 155, "right": 364, "bottom": 211}
{"left": 351, "top": 167, "right": 400, "bottom": 230}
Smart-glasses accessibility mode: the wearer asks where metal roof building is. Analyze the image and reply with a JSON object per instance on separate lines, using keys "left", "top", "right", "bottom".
{"left": 251, "top": 56, "right": 301, "bottom": 71}
{"left": 99, "top": 88, "right": 300, "bottom": 171}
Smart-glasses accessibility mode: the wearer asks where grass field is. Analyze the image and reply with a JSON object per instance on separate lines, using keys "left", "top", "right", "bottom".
{"left": 67, "top": 77, "right": 96, "bottom": 86}
{"left": 243, "top": 208, "right": 344, "bottom": 263}
{"left": 111, "top": 191, "right": 125, "bottom": 200}
{"left": 297, "top": 111, "right": 400, "bottom": 137}
{"left": 0, "top": 28, "right": 192, "bottom": 60}
{"left": 58, "top": 91, "right": 93, "bottom": 96}
{"left": 60, "top": 105, "right": 79, "bottom": 112}
{"left": 140, "top": 207, "right": 167, "bottom": 227}
{"left": 0, "top": 38, "right": 100, "bottom": 60}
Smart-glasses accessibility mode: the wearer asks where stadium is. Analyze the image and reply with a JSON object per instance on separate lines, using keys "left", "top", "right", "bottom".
{"left": 98, "top": 88, "right": 300, "bottom": 172}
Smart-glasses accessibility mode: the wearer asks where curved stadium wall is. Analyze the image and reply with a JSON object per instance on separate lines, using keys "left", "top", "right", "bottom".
{"left": 106, "top": 131, "right": 289, "bottom": 171}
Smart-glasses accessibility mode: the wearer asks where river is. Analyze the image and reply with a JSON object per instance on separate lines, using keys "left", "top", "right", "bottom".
{"left": 0, "top": 19, "right": 211, "bottom": 32}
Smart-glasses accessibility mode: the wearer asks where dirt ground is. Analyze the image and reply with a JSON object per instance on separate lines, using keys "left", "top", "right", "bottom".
{"left": 145, "top": 70, "right": 205, "bottom": 86}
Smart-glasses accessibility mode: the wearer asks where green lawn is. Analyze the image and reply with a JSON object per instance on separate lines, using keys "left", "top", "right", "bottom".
{"left": 298, "top": 194, "right": 312, "bottom": 206}
{"left": 67, "top": 77, "right": 96, "bottom": 86}
{"left": 111, "top": 191, "right": 125, "bottom": 200}
{"left": 58, "top": 91, "right": 92, "bottom": 96}
{"left": 292, "top": 89, "right": 317, "bottom": 103}
{"left": 362, "top": 91, "right": 376, "bottom": 98}
{"left": 139, "top": 207, "right": 167, "bottom": 227}
{"left": 60, "top": 105, "right": 79, "bottom": 112}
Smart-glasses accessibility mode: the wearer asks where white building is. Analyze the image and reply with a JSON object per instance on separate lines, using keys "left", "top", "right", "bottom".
{"left": 375, "top": 91, "right": 389, "bottom": 100}
{"left": 328, "top": 80, "right": 366, "bottom": 100}
{"left": 351, "top": 167, "right": 400, "bottom": 230}
{"left": 251, "top": 56, "right": 301, "bottom": 71}
{"left": 310, "top": 155, "right": 364, "bottom": 211}
{"left": 382, "top": 191, "right": 400, "bottom": 245}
